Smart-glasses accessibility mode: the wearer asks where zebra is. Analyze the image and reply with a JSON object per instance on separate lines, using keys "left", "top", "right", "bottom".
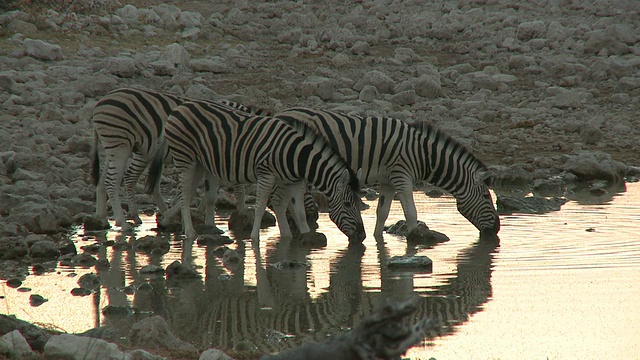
{"left": 274, "top": 108, "right": 500, "bottom": 239}
{"left": 151, "top": 100, "right": 366, "bottom": 243}
{"left": 90, "top": 87, "right": 270, "bottom": 231}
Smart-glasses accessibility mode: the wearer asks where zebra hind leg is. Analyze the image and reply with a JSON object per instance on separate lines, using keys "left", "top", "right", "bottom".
{"left": 252, "top": 175, "right": 277, "bottom": 241}
{"left": 94, "top": 155, "right": 110, "bottom": 229}
{"left": 123, "top": 153, "right": 150, "bottom": 225}
{"left": 104, "top": 146, "right": 133, "bottom": 231}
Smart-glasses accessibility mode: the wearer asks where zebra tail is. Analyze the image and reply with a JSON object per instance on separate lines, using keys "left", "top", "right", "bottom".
{"left": 91, "top": 130, "right": 100, "bottom": 187}
{"left": 146, "top": 147, "right": 164, "bottom": 194}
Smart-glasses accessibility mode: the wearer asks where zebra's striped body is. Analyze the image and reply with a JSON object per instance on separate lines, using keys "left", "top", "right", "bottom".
{"left": 275, "top": 108, "right": 500, "bottom": 238}
{"left": 90, "top": 87, "right": 268, "bottom": 230}
{"left": 160, "top": 101, "right": 365, "bottom": 242}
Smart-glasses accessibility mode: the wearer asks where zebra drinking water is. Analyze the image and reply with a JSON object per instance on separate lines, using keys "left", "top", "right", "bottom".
{"left": 274, "top": 108, "right": 500, "bottom": 239}
{"left": 90, "top": 87, "right": 268, "bottom": 231}
{"left": 152, "top": 100, "right": 366, "bottom": 243}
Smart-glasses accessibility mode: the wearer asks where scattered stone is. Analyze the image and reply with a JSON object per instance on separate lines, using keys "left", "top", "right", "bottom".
{"left": 44, "top": 334, "right": 123, "bottom": 360}
{"left": 228, "top": 208, "right": 276, "bottom": 232}
{"left": 387, "top": 256, "right": 433, "bottom": 272}
{"left": 77, "top": 273, "right": 101, "bottom": 290}
{"left": 70, "top": 288, "right": 92, "bottom": 296}
{"left": 29, "top": 294, "right": 48, "bottom": 307}
{"left": 406, "top": 224, "right": 450, "bottom": 245}
{"left": 496, "top": 195, "right": 568, "bottom": 215}
{"left": 299, "top": 231, "right": 327, "bottom": 247}
{"left": 6, "top": 278, "right": 22, "bottom": 288}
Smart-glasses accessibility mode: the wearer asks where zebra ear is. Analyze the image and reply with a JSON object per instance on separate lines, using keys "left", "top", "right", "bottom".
{"left": 474, "top": 171, "right": 494, "bottom": 187}
{"left": 356, "top": 168, "right": 363, "bottom": 185}
{"left": 339, "top": 168, "right": 351, "bottom": 186}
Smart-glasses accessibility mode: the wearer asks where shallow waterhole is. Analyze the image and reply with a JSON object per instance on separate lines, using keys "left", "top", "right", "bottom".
{"left": 2, "top": 183, "right": 639, "bottom": 359}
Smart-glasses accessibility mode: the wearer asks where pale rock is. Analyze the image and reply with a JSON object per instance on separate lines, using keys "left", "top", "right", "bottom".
{"left": 178, "top": 11, "right": 203, "bottom": 28}
{"left": 0, "top": 330, "right": 35, "bottom": 359}
{"left": 44, "top": 334, "right": 123, "bottom": 360}
{"left": 163, "top": 43, "right": 190, "bottom": 67}
{"left": 332, "top": 53, "right": 350, "bottom": 68}
{"left": 353, "top": 70, "right": 395, "bottom": 94}
{"left": 390, "top": 90, "right": 416, "bottom": 106}
{"left": 181, "top": 27, "right": 201, "bottom": 40}
{"left": 350, "top": 40, "right": 371, "bottom": 55}
{"left": 115, "top": 5, "right": 140, "bottom": 26}
{"left": 189, "top": 58, "right": 228, "bottom": 73}
{"left": 107, "top": 56, "right": 137, "bottom": 77}
{"left": 358, "top": 85, "right": 378, "bottom": 102}
{"left": 185, "top": 84, "right": 218, "bottom": 101}
{"left": 23, "top": 39, "right": 64, "bottom": 61}
{"left": 7, "top": 19, "right": 38, "bottom": 35}
{"left": 300, "top": 76, "right": 336, "bottom": 101}
{"left": 516, "top": 20, "right": 546, "bottom": 41}
{"left": 199, "top": 348, "right": 234, "bottom": 360}
{"left": 152, "top": 4, "right": 181, "bottom": 29}
{"left": 584, "top": 27, "right": 630, "bottom": 55}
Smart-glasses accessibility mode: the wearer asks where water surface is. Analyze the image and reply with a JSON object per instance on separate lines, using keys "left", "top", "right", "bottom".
{"left": 1, "top": 183, "right": 639, "bottom": 359}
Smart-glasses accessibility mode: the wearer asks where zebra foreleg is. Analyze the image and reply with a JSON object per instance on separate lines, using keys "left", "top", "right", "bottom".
{"left": 287, "top": 183, "right": 312, "bottom": 235}
{"left": 375, "top": 184, "right": 396, "bottom": 238}
{"left": 202, "top": 174, "right": 219, "bottom": 228}
{"left": 252, "top": 175, "right": 277, "bottom": 241}
{"left": 177, "top": 163, "right": 201, "bottom": 240}
{"left": 396, "top": 187, "right": 419, "bottom": 233}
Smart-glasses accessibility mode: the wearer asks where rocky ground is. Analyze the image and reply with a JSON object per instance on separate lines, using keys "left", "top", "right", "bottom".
{"left": 0, "top": 0, "right": 639, "bottom": 358}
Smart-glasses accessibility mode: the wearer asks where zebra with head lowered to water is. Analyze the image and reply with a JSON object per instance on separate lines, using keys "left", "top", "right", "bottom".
{"left": 274, "top": 108, "right": 500, "bottom": 240}
{"left": 149, "top": 100, "right": 366, "bottom": 243}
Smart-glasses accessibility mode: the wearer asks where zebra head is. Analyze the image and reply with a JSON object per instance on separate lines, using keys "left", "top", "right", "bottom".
{"left": 455, "top": 170, "right": 500, "bottom": 240}
{"left": 328, "top": 168, "right": 366, "bottom": 244}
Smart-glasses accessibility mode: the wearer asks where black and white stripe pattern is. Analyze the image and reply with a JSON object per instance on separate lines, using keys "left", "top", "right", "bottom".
{"left": 90, "top": 87, "right": 268, "bottom": 230}
{"left": 275, "top": 108, "right": 500, "bottom": 238}
{"left": 159, "top": 100, "right": 366, "bottom": 242}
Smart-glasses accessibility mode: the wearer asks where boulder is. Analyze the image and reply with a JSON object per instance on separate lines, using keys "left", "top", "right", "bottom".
{"left": 129, "top": 316, "right": 198, "bottom": 353}
{"left": 353, "top": 70, "right": 395, "bottom": 94}
{"left": 28, "top": 240, "right": 60, "bottom": 259}
{"left": 0, "top": 315, "right": 57, "bottom": 351}
{"left": 0, "top": 330, "right": 36, "bottom": 359}
{"left": 563, "top": 151, "right": 628, "bottom": 182}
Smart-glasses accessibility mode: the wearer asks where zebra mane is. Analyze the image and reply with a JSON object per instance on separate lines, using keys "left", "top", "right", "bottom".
{"left": 411, "top": 120, "right": 489, "bottom": 173}
{"left": 281, "top": 116, "right": 360, "bottom": 192}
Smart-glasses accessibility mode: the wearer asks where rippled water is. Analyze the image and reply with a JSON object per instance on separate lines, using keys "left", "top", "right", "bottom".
{"left": 2, "top": 183, "right": 639, "bottom": 359}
